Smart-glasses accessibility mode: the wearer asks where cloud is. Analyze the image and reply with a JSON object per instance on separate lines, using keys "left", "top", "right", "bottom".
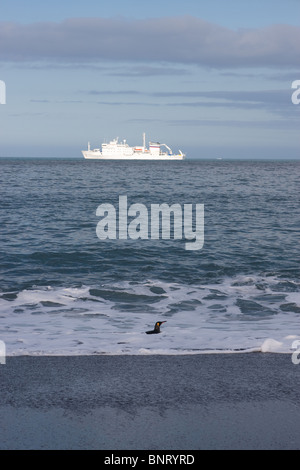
{"left": 152, "top": 89, "right": 288, "bottom": 100}
{"left": 9, "top": 62, "right": 190, "bottom": 76}
{"left": 107, "top": 64, "right": 190, "bottom": 77}
{"left": 30, "top": 99, "right": 83, "bottom": 103}
{"left": 0, "top": 16, "right": 299, "bottom": 67}
{"left": 220, "top": 70, "right": 300, "bottom": 82}
{"left": 128, "top": 117, "right": 299, "bottom": 130}
{"left": 82, "top": 88, "right": 291, "bottom": 103}
{"left": 87, "top": 90, "right": 141, "bottom": 96}
{"left": 78, "top": 88, "right": 296, "bottom": 120}
{"left": 152, "top": 89, "right": 295, "bottom": 113}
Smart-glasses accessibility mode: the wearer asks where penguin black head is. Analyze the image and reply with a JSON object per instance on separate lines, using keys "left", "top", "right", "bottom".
{"left": 146, "top": 321, "right": 166, "bottom": 334}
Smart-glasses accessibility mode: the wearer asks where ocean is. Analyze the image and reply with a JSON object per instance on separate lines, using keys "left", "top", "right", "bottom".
{"left": 0, "top": 158, "right": 299, "bottom": 355}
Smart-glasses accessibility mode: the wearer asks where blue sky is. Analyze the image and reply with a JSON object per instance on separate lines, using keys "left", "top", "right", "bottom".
{"left": 0, "top": 0, "right": 299, "bottom": 158}
{"left": 1, "top": 0, "right": 299, "bottom": 27}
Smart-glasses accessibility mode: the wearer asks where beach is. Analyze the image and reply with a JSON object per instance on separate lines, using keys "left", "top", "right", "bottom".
{"left": 0, "top": 353, "right": 300, "bottom": 450}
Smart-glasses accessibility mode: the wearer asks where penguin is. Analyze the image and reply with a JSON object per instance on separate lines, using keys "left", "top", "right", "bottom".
{"left": 145, "top": 321, "right": 166, "bottom": 335}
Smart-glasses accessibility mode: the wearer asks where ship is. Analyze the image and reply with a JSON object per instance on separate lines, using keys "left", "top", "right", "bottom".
{"left": 82, "top": 133, "right": 186, "bottom": 160}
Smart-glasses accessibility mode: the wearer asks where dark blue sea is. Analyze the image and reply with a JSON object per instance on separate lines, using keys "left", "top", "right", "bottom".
{"left": 0, "top": 158, "right": 299, "bottom": 355}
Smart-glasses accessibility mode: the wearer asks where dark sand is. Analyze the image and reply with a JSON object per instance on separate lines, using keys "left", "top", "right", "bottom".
{"left": 0, "top": 354, "right": 300, "bottom": 450}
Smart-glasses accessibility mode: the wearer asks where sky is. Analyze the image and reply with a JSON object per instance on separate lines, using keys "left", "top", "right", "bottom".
{"left": 0, "top": 0, "right": 299, "bottom": 158}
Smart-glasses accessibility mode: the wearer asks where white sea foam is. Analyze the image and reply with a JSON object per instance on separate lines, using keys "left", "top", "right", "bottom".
{"left": 0, "top": 275, "right": 299, "bottom": 356}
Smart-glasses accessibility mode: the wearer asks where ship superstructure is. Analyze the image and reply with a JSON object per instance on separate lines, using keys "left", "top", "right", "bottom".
{"left": 82, "top": 133, "right": 185, "bottom": 160}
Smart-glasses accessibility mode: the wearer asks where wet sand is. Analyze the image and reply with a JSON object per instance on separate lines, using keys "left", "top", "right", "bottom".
{"left": 0, "top": 354, "right": 300, "bottom": 450}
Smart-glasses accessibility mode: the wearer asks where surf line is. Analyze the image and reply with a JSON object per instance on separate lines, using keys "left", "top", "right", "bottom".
{"left": 96, "top": 195, "right": 204, "bottom": 251}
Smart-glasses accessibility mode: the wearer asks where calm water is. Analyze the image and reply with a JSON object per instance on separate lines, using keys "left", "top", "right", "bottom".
{"left": 0, "top": 158, "right": 299, "bottom": 355}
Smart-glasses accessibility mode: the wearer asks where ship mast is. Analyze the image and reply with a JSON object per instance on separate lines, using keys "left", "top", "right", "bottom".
{"left": 143, "top": 132, "right": 146, "bottom": 152}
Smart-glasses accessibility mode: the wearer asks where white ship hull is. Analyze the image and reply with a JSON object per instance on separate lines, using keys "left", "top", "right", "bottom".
{"left": 82, "top": 151, "right": 185, "bottom": 160}
{"left": 82, "top": 134, "right": 186, "bottom": 160}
